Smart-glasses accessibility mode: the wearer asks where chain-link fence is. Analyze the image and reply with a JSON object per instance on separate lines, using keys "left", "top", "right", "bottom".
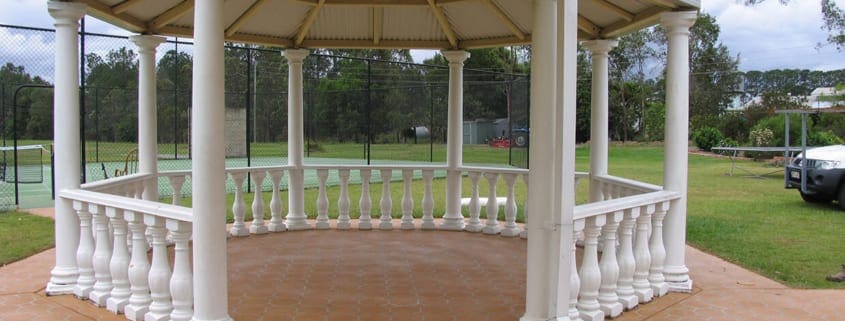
{"left": 0, "top": 23, "right": 529, "bottom": 208}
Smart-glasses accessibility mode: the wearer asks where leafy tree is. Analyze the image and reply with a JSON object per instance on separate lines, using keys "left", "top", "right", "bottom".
{"left": 84, "top": 47, "right": 139, "bottom": 142}
{"left": 156, "top": 49, "right": 193, "bottom": 145}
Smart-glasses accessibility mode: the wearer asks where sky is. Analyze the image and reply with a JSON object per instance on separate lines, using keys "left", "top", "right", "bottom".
{"left": 0, "top": 0, "right": 843, "bottom": 76}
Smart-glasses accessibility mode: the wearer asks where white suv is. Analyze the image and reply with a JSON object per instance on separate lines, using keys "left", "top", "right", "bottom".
{"left": 786, "top": 145, "right": 845, "bottom": 210}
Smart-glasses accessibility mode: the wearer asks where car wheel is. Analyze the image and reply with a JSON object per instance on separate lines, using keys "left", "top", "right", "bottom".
{"left": 513, "top": 132, "right": 528, "bottom": 147}
{"left": 838, "top": 185, "right": 845, "bottom": 210}
{"left": 800, "top": 191, "right": 830, "bottom": 204}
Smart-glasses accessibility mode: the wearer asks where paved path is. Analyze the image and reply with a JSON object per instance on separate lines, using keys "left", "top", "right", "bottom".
{"left": 1, "top": 209, "right": 842, "bottom": 321}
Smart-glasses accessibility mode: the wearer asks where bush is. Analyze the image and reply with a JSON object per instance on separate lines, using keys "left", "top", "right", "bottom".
{"left": 809, "top": 130, "right": 844, "bottom": 146}
{"left": 692, "top": 126, "right": 723, "bottom": 152}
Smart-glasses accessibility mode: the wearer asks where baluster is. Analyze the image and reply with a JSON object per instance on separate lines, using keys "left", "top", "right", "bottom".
{"left": 230, "top": 172, "right": 249, "bottom": 237}
{"left": 601, "top": 181, "right": 612, "bottom": 201}
{"left": 123, "top": 183, "right": 135, "bottom": 199}
{"left": 88, "top": 204, "right": 113, "bottom": 306}
{"left": 250, "top": 170, "right": 268, "bottom": 234}
{"left": 569, "top": 220, "right": 585, "bottom": 321}
{"left": 482, "top": 172, "right": 501, "bottom": 235}
{"left": 465, "top": 172, "right": 483, "bottom": 233}
{"left": 168, "top": 176, "right": 186, "bottom": 206}
{"left": 168, "top": 220, "right": 193, "bottom": 321}
{"left": 520, "top": 174, "right": 529, "bottom": 239}
{"left": 268, "top": 170, "right": 287, "bottom": 232}
{"left": 315, "top": 169, "right": 330, "bottom": 229}
{"left": 106, "top": 208, "right": 130, "bottom": 313}
{"left": 145, "top": 215, "right": 172, "bottom": 321}
{"left": 633, "top": 205, "right": 654, "bottom": 303}
{"left": 337, "top": 169, "right": 352, "bottom": 230}
{"left": 124, "top": 211, "right": 151, "bottom": 321}
{"left": 379, "top": 169, "right": 394, "bottom": 230}
{"left": 616, "top": 207, "right": 640, "bottom": 310}
{"left": 73, "top": 201, "right": 94, "bottom": 299}
{"left": 578, "top": 215, "right": 606, "bottom": 321}
{"left": 501, "top": 173, "right": 519, "bottom": 237}
{"left": 401, "top": 169, "right": 415, "bottom": 230}
{"left": 134, "top": 181, "right": 144, "bottom": 199}
{"left": 358, "top": 169, "right": 373, "bottom": 230}
{"left": 598, "top": 211, "right": 623, "bottom": 318}
{"left": 420, "top": 170, "right": 436, "bottom": 230}
{"left": 649, "top": 201, "right": 670, "bottom": 297}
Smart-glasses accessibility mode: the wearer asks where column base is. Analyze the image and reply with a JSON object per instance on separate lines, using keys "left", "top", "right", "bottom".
{"left": 618, "top": 294, "right": 639, "bottom": 310}
{"left": 267, "top": 222, "right": 287, "bottom": 232}
{"left": 125, "top": 304, "right": 149, "bottom": 321}
{"left": 667, "top": 279, "right": 693, "bottom": 293}
{"left": 249, "top": 224, "right": 268, "bottom": 234}
{"left": 285, "top": 216, "right": 312, "bottom": 230}
{"left": 420, "top": 220, "right": 436, "bottom": 230}
{"left": 315, "top": 222, "right": 331, "bottom": 230}
{"left": 145, "top": 311, "right": 171, "bottom": 321}
{"left": 665, "top": 265, "right": 692, "bottom": 293}
{"left": 47, "top": 266, "right": 79, "bottom": 295}
{"left": 229, "top": 226, "right": 249, "bottom": 237}
{"left": 652, "top": 281, "right": 670, "bottom": 296}
{"left": 482, "top": 225, "right": 501, "bottom": 235}
{"left": 106, "top": 297, "right": 129, "bottom": 314}
{"left": 599, "top": 301, "right": 623, "bottom": 318}
{"left": 89, "top": 290, "right": 111, "bottom": 307}
{"left": 579, "top": 309, "right": 604, "bottom": 321}
{"left": 73, "top": 284, "right": 93, "bottom": 299}
{"left": 464, "top": 224, "right": 483, "bottom": 233}
{"left": 635, "top": 288, "right": 653, "bottom": 303}
{"left": 379, "top": 222, "right": 393, "bottom": 230}
{"left": 438, "top": 217, "right": 465, "bottom": 231}
{"left": 500, "top": 227, "right": 520, "bottom": 237}
{"left": 358, "top": 221, "right": 373, "bottom": 230}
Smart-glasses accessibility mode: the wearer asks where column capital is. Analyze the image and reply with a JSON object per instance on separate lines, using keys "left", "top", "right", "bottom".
{"left": 283, "top": 49, "right": 310, "bottom": 63}
{"left": 660, "top": 11, "right": 697, "bottom": 34}
{"left": 129, "top": 35, "right": 166, "bottom": 53}
{"left": 582, "top": 39, "right": 619, "bottom": 56}
{"left": 48, "top": 1, "right": 87, "bottom": 26}
{"left": 441, "top": 50, "right": 470, "bottom": 65}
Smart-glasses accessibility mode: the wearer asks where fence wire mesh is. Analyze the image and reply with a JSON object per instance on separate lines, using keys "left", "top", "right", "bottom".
{"left": 0, "top": 23, "right": 529, "bottom": 207}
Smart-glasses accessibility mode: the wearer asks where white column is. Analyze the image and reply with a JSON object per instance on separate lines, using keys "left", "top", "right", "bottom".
{"left": 191, "top": 0, "right": 232, "bottom": 320}
{"left": 582, "top": 39, "right": 618, "bottom": 202}
{"left": 283, "top": 48, "right": 311, "bottom": 230}
{"left": 46, "top": 1, "right": 86, "bottom": 295}
{"left": 130, "top": 35, "right": 165, "bottom": 201}
{"left": 660, "top": 11, "right": 697, "bottom": 293}
{"left": 554, "top": 0, "right": 578, "bottom": 319}
{"left": 522, "top": 0, "right": 556, "bottom": 320}
{"left": 439, "top": 50, "right": 469, "bottom": 231}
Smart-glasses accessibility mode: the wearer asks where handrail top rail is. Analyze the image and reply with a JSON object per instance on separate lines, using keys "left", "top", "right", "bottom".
{"left": 574, "top": 190, "right": 680, "bottom": 220}
{"left": 61, "top": 189, "right": 192, "bottom": 222}
{"left": 593, "top": 174, "right": 663, "bottom": 192}
{"left": 458, "top": 165, "right": 528, "bottom": 175}
{"left": 80, "top": 172, "right": 153, "bottom": 192}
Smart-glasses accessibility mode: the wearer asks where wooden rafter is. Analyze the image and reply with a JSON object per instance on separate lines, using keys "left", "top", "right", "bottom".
{"left": 111, "top": 0, "right": 146, "bottom": 14}
{"left": 295, "top": 0, "right": 326, "bottom": 47}
{"left": 601, "top": 6, "right": 667, "bottom": 38}
{"left": 372, "top": 7, "right": 384, "bottom": 45}
{"left": 294, "top": 0, "right": 464, "bottom": 6}
{"left": 460, "top": 35, "right": 531, "bottom": 49}
{"left": 148, "top": 0, "right": 194, "bottom": 31}
{"left": 482, "top": 0, "right": 525, "bottom": 40}
{"left": 426, "top": 0, "right": 458, "bottom": 48}
{"left": 75, "top": 0, "right": 147, "bottom": 33}
{"left": 646, "top": 0, "right": 678, "bottom": 8}
{"left": 303, "top": 39, "right": 450, "bottom": 49}
{"left": 578, "top": 15, "right": 600, "bottom": 38}
{"left": 226, "top": 0, "right": 268, "bottom": 37}
{"left": 593, "top": 0, "right": 634, "bottom": 21}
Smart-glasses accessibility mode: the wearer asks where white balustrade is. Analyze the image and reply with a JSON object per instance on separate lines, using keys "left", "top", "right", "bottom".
{"left": 633, "top": 204, "right": 654, "bottom": 303}
{"left": 124, "top": 211, "right": 151, "bottom": 321}
{"left": 89, "top": 204, "right": 113, "bottom": 306}
{"left": 569, "top": 220, "right": 584, "bottom": 321}
{"left": 73, "top": 201, "right": 95, "bottom": 298}
{"left": 145, "top": 215, "right": 173, "bottom": 321}
{"left": 616, "top": 207, "right": 639, "bottom": 310}
{"left": 421, "top": 170, "right": 436, "bottom": 230}
{"left": 250, "top": 170, "right": 269, "bottom": 234}
{"left": 230, "top": 172, "right": 249, "bottom": 237}
{"left": 520, "top": 174, "right": 529, "bottom": 239}
{"left": 268, "top": 170, "right": 286, "bottom": 232}
{"left": 168, "top": 220, "right": 193, "bottom": 321}
{"left": 358, "top": 169, "right": 373, "bottom": 230}
{"left": 401, "top": 169, "right": 415, "bottom": 230}
{"left": 316, "top": 169, "right": 330, "bottom": 229}
{"left": 649, "top": 201, "right": 670, "bottom": 297}
{"left": 106, "top": 208, "right": 130, "bottom": 313}
{"left": 482, "top": 172, "right": 501, "bottom": 235}
{"left": 168, "top": 175, "right": 186, "bottom": 206}
{"left": 501, "top": 173, "right": 519, "bottom": 237}
{"left": 337, "top": 169, "right": 352, "bottom": 230}
{"left": 379, "top": 169, "right": 394, "bottom": 230}
{"left": 465, "top": 172, "right": 483, "bottom": 232}
{"left": 578, "top": 215, "right": 606, "bottom": 321}
{"left": 598, "top": 211, "right": 623, "bottom": 318}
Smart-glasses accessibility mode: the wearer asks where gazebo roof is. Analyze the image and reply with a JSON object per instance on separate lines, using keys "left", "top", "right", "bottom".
{"left": 74, "top": 0, "right": 700, "bottom": 49}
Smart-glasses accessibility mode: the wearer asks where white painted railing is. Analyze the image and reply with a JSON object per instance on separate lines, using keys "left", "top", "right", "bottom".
{"left": 61, "top": 184, "right": 194, "bottom": 321}
{"left": 60, "top": 165, "right": 677, "bottom": 321}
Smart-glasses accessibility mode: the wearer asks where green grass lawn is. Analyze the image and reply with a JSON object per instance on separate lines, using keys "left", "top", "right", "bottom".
{"left": 0, "top": 212, "right": 54, "bottom": 266}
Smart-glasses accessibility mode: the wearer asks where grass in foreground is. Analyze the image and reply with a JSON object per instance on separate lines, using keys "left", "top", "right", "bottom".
{"left": 0, "top": 212, "right": 54, "bottom": 266}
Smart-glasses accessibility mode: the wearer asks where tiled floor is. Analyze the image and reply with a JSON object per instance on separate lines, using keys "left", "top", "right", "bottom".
{"left": 2, "top": 209, "right": 844, "bottom": 321}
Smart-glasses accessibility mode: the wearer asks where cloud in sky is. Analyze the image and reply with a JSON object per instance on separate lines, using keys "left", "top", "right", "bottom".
{"left": 702, "top": 0, "right": 845, "bottom": 71}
